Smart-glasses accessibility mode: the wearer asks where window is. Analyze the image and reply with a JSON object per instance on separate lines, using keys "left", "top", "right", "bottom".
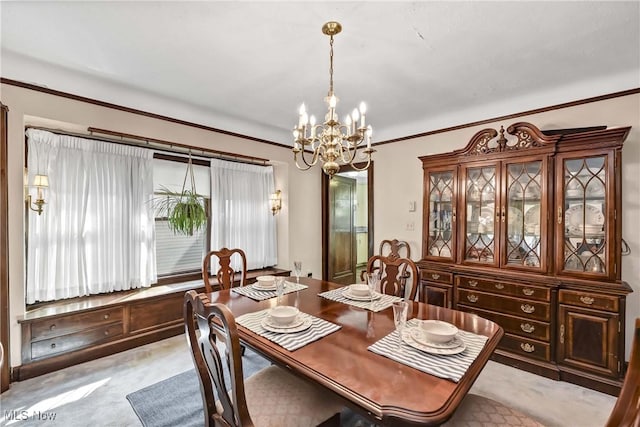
{"left": 153, "top": 157, "right": 210, "bottom": 277}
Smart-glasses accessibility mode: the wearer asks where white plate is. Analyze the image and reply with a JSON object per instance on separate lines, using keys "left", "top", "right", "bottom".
{"left": 565, "top": 204, "right": 605, "bottom": 231}
{"left": 409, "top": 328, "right": 463, "bottom": 349}
{"left": 508, "top": 206, "right": 523, "bottom": 226}
{"left": 253, "top": 283, "right": 276, "bottom": 291}
{"left": 342, "top": 289, "right": 382, "bottom": 301}
{"left": 479, "top": 206, "right": 495, "bottom": 231}
{"left": 261, "top": 315, "right": 312, "bottom": 334}
{"left": 525, "top": 205, "right": 540, "bottom": 226}
{"left": 401, "top": 328, "right": 466, "bottom": 355}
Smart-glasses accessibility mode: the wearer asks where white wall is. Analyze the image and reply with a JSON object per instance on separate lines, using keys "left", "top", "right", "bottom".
{"left": 3, "top": 82, "right": 639, "bottom": 367}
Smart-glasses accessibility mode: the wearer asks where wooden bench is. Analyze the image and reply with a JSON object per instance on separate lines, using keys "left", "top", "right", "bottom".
{"left": 14, "top": 268, "right": 290, "bottom": 381}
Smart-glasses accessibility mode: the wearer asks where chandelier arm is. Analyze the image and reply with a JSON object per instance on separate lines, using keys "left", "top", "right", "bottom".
{"left": 347, "top": 151, "right": 376, "bottom": 172}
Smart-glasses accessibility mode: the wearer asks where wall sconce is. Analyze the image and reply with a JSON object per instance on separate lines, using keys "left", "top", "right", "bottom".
{"left": 269, "top": 190, "right": 282, "bottom": 215}
{"left": 25, "top": 173, "right": 49, "bottom": 215}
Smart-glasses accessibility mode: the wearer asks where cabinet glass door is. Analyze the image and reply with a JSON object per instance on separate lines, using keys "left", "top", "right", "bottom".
{"left": 463, "top": 165, "right": 497, "bottom": 264}
{"left": 426, "top": 170, "right": 455, "bottom": 260}
{"left": 561, "top": 156, "right": 607, "bottom": 275}
{"left": 504, "top": 160, "right": 544, "bottom": 269}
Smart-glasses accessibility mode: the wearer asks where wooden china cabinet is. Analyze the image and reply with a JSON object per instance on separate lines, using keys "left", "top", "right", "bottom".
{"left": 417, "top": 122, "right": 632, "bottom": 395}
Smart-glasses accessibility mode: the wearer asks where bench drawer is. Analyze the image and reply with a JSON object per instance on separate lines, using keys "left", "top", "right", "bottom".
{"left": 30, "top": 308, "right": 124, "bottom": 340}
{"left": 31, "top": 323, "right": 124, "bottom": 360}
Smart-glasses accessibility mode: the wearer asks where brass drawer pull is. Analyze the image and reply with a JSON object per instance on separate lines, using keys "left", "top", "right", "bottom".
{"left": 468, "top": 280, "right": 478, "bottom": 287}
{"left": 104, "top": 330, "right": 110, "bottom": 336}
{"left": 520, "top": 323, "right": 535, "bottom": 333}
{"left": 104, "top": 314, "right": 110, "bottom": 320}
{"left": 521, "top": 304, "right": 535, "bottom": 314}
{"left": 520, "top": 343, "right": 535, "bottom": 353}
{"left": 467, "top": 294, "right": 479, "bottom": 303}
{"left": 494, "top": 283, "right": 504, "bottom": 290}
{"left": 51, "top": 343, "right": 56, "bottom": 349}
{"left": 50, "top": 324, "right": 56, "bottom": 331}
{"left": 431, "top": 273, "right": 440, "bottom": 280}
{"left": 580, "top": 296, "right": 595, "bottom": 305}
{"left": 522, "top": 288, "right": 534, "bottom": 296}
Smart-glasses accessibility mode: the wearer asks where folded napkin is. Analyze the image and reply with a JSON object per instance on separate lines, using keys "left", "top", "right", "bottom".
{"left": 235, "top": 308, "right": 341, "bottom": 351}
{"left": 368, "top": 318, "right": 489, "bottom": 382}
{"left": 231, "top": 281, "right": 308, "bottom": 301}
{"left": 318, "top": 287, "right": 402, "bottom": 312}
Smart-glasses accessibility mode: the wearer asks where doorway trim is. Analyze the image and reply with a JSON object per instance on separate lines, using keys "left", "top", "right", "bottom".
{"left": 321, "top": 162, "right": 374, "bottom": 281}
{"left": 1, "top": 103, "right": 10, "bottom": 392}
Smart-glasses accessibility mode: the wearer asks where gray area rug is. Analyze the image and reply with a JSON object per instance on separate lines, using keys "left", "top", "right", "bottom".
{"left": 126, "top": 349, "right": 270, "bottom": 427}
{"left": 127, "top": 349, "right": 366, "bottom": 427}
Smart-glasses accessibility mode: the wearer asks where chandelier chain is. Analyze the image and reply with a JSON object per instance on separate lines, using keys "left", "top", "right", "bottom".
{"left": 329, "top": 35, "right": 334, "bottom": 95}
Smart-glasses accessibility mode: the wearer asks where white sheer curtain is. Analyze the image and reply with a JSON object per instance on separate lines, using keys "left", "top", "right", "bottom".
{"left": 210, "top": 159, "right": 277, "bottom": 270}
{"left": 26, "top": 129, "right": 156, "bottom": 303}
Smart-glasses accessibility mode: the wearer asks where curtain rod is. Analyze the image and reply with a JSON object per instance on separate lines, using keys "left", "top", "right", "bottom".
{"left": 24, "top": 126, "right": 270, "bottom": 166}
{"left": 86, "top": 127, "right": 270, "bottom": 165}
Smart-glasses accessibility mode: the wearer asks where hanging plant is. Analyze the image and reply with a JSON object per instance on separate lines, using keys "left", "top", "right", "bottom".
{"left": 153, "top": 152, "right": 207, "bottom": 236}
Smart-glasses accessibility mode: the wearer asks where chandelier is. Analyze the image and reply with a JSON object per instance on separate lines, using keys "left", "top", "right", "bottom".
{"left": 292, "top": 21, "right": 374, "bottom": 178}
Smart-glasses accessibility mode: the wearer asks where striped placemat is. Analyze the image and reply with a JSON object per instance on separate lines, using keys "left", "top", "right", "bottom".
{"left": 235, "top": 309, "right": 341, "bottom": 351}
{"left": 318, "top": 287, "right": 402, "bottom": 312}
{"left": 368, "top": 319, "right": 489, "bottom": 382}
{"left": 231, "top": 282, "right": 308, "bottom": 301}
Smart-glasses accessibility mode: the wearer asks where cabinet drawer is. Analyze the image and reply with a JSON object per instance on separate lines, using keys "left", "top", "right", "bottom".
{"left": 457, "top": 304, "right": 550, "bottom": 342}
{"left": 30, "top": 308, "right": 124, "bottom": 340}
{"left": 129, "top": 295, "right": 183, "bottom": 333}
{"left": 499, "top": 333, "right": 552, "bottom": 362}
{"left": 457, "top": 276, "right": 550, "bottom": 302}
{"left": 457, "top": 289, "right": 550, "bottom": 321}
{"left": 31, "top": 323, "right": 123, "bottom": 360}
{"left": 559, "top": 290, "right": 618, "bottom": 313}
{"left": 420, "top": 270, "right": 452, "bottom": 284}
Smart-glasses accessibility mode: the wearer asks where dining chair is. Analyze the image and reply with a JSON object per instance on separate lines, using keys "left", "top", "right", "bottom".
{"left": 605, "top": 317, "right": 640, "bottom": 427}
{"left": 360, "top": 239, "right": 411, "bottom": 282}
{"left": 202, "top": 247, "right": 248, "bottom": 293}
{"left": 366, "top": 254, "right": 419, "bottom": 300}
{"left": 442, "top": 394, "right": 545, "bottom": 426}
{"left": 184, "top": 290, "right": 343, "bottom": 427}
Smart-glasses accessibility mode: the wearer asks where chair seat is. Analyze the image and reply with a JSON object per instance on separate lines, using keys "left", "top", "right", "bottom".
{"left": 444, "top": 394, "right": 545, "bottom": 427}
{"left": 238, "top": 365, "right": 342, "bottom": 427}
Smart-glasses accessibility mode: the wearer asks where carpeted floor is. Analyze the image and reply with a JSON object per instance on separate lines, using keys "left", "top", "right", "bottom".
{"left": 1, "top": 334, "right": 616, "bottom": 426}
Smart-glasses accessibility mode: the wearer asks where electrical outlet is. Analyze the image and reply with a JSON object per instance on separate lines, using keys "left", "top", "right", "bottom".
{"left": 406, "top": 222, "right": 415, "bottom": 231}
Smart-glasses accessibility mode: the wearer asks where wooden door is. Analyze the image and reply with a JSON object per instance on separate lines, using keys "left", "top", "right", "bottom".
{"left": 558, "top": 305, "right": 620, "bottom": 377}
{"left": 328, "top": 175, "right": 357, "bottom": 285}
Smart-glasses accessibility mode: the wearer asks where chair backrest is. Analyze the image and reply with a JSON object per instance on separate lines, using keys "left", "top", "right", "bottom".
{"left": 606, "top": 317, "right": 640, "bottom": 427}
{"left": 184, "top": 290, "right": 252, "bottom": 427}
{"left": 202, "top": 247, "right": 248, "bottom": 293}
{"left": 361, "top": 239, "right": 411, "bottom": 282}
{"left": 379, "top": 239, "right": 411, "bottom": 260}
{"left": 366, "top": 254, "right": 419, "bottom": 300}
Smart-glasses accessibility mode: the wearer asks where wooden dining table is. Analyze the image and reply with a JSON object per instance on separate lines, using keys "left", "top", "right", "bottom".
{"left": 206, "top": 277, "right": 503, "bottom": 426}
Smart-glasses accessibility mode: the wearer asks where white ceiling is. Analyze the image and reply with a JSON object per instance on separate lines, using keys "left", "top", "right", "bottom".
{"left": 1, "top": 1, "right": 639, "bottom": 145}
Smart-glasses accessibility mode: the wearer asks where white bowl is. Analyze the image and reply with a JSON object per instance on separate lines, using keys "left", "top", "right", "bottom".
{"left": 269, "top": 306, "right": 299, "bottom": 326}
{"left": 256, "top": 275, "right": 275, "bottom": 287}
{"left": 349, "top": 284, "right": 370, "bottom": 297}
{"left": 580, "top": 224, "right": 603, "bottom": 234}
{"left": 419, "top": 320, "right": 459, "bottom": 344}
